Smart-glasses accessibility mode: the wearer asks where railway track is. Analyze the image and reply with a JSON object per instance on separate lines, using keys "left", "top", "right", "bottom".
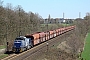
{"left": 1, "top": 29, "right": 74, "bottom": 60}
{"left": 24, "top": 31, "right": 72, "bottom": 60}
{"left": 1, "top": 54, "right": 17, "bottom": 60}
{"left": 2, "top": 41, "right": 49, "bottom": 60}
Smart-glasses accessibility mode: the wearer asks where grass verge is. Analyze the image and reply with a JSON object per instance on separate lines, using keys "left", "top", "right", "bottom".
{"left": 81, "top": 33, "right": 90, "bottom": 60}
{"left": 0, "top": 45, "right": 6, "bottom": 49}
{"left": 0, "top": 54, "right": 8, "bottom": 59}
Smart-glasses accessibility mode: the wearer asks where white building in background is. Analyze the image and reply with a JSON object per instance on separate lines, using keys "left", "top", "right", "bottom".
{"left": 63, "top": 20, "right": 66, "bottom": 23}
{"left": 44, "top": 18, "right": 74, "bottom": 24}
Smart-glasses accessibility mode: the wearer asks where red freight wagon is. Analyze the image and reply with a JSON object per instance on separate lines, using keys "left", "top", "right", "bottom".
{"left": 58, "top": 28, "right": 61, "bottom": 35}
{"left": 60, "top": 28, "right": 63, "bottom": 34}
{"left": 71, "top": 26, "right": 75, "bottom": 30}
{"left": 56, "top": 29, "right": 59, "bottom": 36}
{"left": 67, "top": 26, "right": 71, "bottom": 31}
{"left": 53, "top": 30, "right": 56, "bottom": 37}
{"left": 45, "top": 31, "right": 50, "bottom": 40}
{"left": 49, "top": 30, "right": 54, "bottom": 38}
{"left": 25, "top": 33, "right": 40, "bottom": 45}
{"left": 39, "top": 32, "right": 46, "bottom": 42}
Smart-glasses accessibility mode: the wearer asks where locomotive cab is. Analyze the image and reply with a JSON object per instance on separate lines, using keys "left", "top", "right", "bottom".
{"left": 25, "top": 35, "right": 34, "bottom": 47}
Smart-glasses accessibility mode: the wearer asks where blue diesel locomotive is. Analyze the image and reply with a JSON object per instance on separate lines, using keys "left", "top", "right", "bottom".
{"left": 12, "top": 36, "right": 33, "bottom": 52}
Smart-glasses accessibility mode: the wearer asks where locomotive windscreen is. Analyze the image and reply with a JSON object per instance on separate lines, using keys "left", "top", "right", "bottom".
{"left": 15, "top": 37, "right": 25, "bottom": 40}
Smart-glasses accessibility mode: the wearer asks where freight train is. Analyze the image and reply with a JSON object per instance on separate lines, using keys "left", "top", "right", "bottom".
{"left": 12, "top": 25, "right": 75, "bottom": 52}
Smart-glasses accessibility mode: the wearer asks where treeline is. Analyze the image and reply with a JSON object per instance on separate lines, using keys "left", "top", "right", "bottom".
{"left": 0, "top": 2, "right": 44, "bottom": 45}
{"left": 0, "top": 1, "right": 63, "bottom": 46}
{"left": 75, "top": 13, "right": 90, "bottom": 37}
{"left": 67, "top": 13, "right": 90, "bottom": 58}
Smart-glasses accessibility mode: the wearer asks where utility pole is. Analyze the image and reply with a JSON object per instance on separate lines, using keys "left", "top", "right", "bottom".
{"left": 6, "top": 8, "right": 10, "bottom": 52}
{"left": 63, "top": 12, "right": 66, "bottom": 25}
{"left": 63, "top": 12, "right": 64, "bottom": 20}
{"left": 5, "top": 7, "right": 9, "bottom": 52}
{"left": 63, "top": 12, "right": 65, "bottom": 23}
{"left": 5, "top": 18, "right": 8, "bottom": 52}
{"left": 63, "top": 12, "right": 66, "bottom": 24}
{"left": 63, "top": 12, "right": 67, "bottom": 41}
{"left": 19, "top": 8, "right": 21, "bottom": 36}
{"left": 47, "top": 19, "right": 48, "bottom": 31}
{"left": 79, "top": 12, "right": 81, "bottom": 18}
{"left": 47, "top": 14, "right": 50, "bottom": 31}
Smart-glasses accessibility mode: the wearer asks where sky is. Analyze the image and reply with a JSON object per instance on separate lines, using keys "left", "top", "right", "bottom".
{"left": 2, "top": 0, "right": 90, "bottom": 19}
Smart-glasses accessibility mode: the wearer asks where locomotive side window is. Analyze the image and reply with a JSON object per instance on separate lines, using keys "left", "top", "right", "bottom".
{"left": 15, "top": 38, "right": 25, "bottom": 40}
